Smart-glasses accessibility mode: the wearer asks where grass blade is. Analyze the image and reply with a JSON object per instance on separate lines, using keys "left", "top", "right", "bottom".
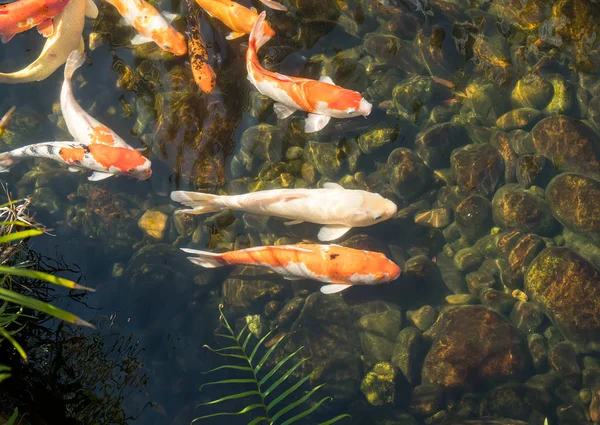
{"left": 208, "top": 345, "right": 243, "bottom": 352}
{"left": 271, "top": 383, "right": 325, "bottom": 423}
{"left": 0, "top": 326, "right": 27, "bottom": 360}
{"left": 264, "top": 358, "right": 309, "bottom": 400}
{"left": 192, "top": 403, "right": 264, "bottom": 423}
{"left": 203, "top": 344, "right": 247, "bottom": 360}
{"left": 6, "top": 408, "right": 19, "bottom": 425}
{"left": 0, "top": 365, "right": 11, "bottom": 383}
{"left": 202, "top": 364, "right": 253, "bottom": 375}
{"left": 0, "top": 288, "right": 93, "bottom": 328}
{"left": 280, "top": 396, "right": 332, "bottom": 425}
{"left": 254, "top": 332, "right": 287, "bottom": 375}
{"left": 199, "top": 378, "right": 256, "bottom": 390}
{"left": 259, "top": 346, "right": 303, "bottom": 386}
{"left": 198, "top": 390, "right": 261, "bottom": 406}
{"left": 318, "top": 414, "right": 352, "bottom": 425}
{"left": 0, "top": 229, "right": 43, "bottom": 243}
{"left": 248, "top": 417, "right": 270, "bottom": 425}
{"left": 214, "top": 333, "right": 237, "bottom": 341}
{"left": 0, "top": 265, "right": 94, "bottom": 292}
{"left": 248, "top": 327, "right": 278, "bottom": 363}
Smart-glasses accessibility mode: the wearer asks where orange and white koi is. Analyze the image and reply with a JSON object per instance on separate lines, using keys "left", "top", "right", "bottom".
{"left": 0, "top": 0, "right": 70, "bottom": 43}
{"left": 182, "top": 244, "right": 401, "bottom": 293}
{"left": 61, "top": 50, "right": 136, "bottom": 150}
{"left": 194, "top": 0, "right": 285, "bottom": 40}
{"left": 171, "top": 182, "right": 397, "bottom": 241}
{"left": 104, "top": 0, "right": 187, "bottom": 55}
{"left": 187, "top": 11, "right": 216, "bottom": 93}
{"left": 0, "top": 142, "right": 152, "bottom": 180}
{"left": 246, "top": 11, "right": 372, "bottom": 133}
{"left": 0, "top": 0, "right": 97, "bottom": 84}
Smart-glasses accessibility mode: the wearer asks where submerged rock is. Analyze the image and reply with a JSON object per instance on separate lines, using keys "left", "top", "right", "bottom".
{"left": 358, "top": 307, "right": 402, "bottom": 365}
{"left": 492, "top": 185, "right": 557, "bottom": 236}
{"left": 451, "top": 144, "right": 504, "bottom": 197}
{"left": 138, "top": 210, "right": 169, "bottom": 240}
{"left": 516, "top": 154, "right": 556, "bottom": 188}
{"left": 360, "top": 363, "right": 397, "bottom": 406}
{"left": 546, "top": 173, "right": 600, "bottom": 241}
{"left": 222, "top": 267, "right": 285, "bottom": 310}
{"left": 387, "top": 148, "right": 430, "bottom": 201}
{"left": 455, "top": 195, "right": 494, "bottom": 242}
{"left": 415, "top": 122, "right": 470, "bottom": 169}
{"left": 511, "top": 76, "right": 554, "bottom": 110}
{"left": 525, "top": 247, "right": 600, "bottom": 352}
{"left": 496, "top": 108, "right": 542, "bottom": 131}
{"left": 422, "top": 306, "right": 529, "bottom": 388}
{"left": 391, "top": 327, "right": 424, "bottom": 385}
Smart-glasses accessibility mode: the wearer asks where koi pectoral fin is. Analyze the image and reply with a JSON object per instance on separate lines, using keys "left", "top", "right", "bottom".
{"left": 162, "top": 11, "right": 179, "bottom": 23}
{"left": 284, "top": 219, "right": 304, "bottom": 226}
{"left": 130, "top": 34, "right": 154, "bottom": 45}
{"left": 1, "top": 33, "right": 15, "bottom": 44}
{"left": 304, "top": 113, "right": 331, "bottom": 133}
{"left": 318, "top": 225, "right": 351, "bottom": 242}
{"left": 283, "top": 276, "right": 303, "bottom": 280}
{"left": 88, "top": 171, "right": 114, "bottom": 181}
{"left": 226, "top": 31, "right": 246, "bottom": 40}
{"left": 320, "top": 284, "right": 351, "bottom": 294}
{"left": 273, "top": 102, "right": 296, "bottom": 119}
{"left": 85, "top": 0, "right": 99, "bottom": 18}
{"left": 258, "top": 0, "right": 288, "bottom": 11}
{"left": 37, "top": 19, "right": 54, "bottom": 37}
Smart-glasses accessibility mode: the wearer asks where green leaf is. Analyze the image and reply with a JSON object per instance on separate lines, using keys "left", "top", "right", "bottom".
{"left": 318, "top": 414, "right": 352, "bottom": 425}
{"left": 264, "top": 358, "right": 309, "bottom": 400}
{"left": 259, "top": 346, "right": 304, "bottom": 387}
{"left": 201, "top": 364, "right": 253, "bottom": 375}
{"left": 192, "top": 403, "right": 264, "bottom": 423}
{"left": 6, "top": 408, "right": 19, "bottom": 425}
{"left": 235, "top": 323, "right": 249, "bottom": 344}
{"left": 208, "top": 345, "right": 243, "bottom": 353}
{"left": 280, "top": 396, "right": 332, "bottom": 425}
{"left": 0, "top": 287, "right": 93, "bottom": 328}
{"left": 198, "top": 390, "right": 261, "bottom": 406}
{"left": 270, "top": 383, "right": 325, "bottom": 423}
{"left": 242, "top": 330, "right": 253, "bottom": 351}
{"left": 203, "top": 344, "right": 247, "bottom": 360}
{"left": 199, "top": 378, "right": 256, "bottom": 391}
{"left": 213, "top": 333, "right": 237, "bottom": 341}
{"left": 247, "top": 416, "right": 271, "bottom": 425}
{"left": 0, "top": 364, "right": 11, "bottom": 384}
{"left": 0, "top": 326, "right": 27, "bottom": 360}
{"left": 254, "top": 332, "right": 287, "bottom": 375}
{"left": 248, "top": 327, "right": 277, "bottom": 363}
{"left": 0, "top": 229, "right": 43, "bottom": 243}
{"left": 0, "top": 265, "right": 94, "bottom": 291}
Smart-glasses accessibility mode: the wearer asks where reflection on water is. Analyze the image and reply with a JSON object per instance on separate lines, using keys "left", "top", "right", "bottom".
{"left": 2, "top": 0, "right": 600, "bottom": 424}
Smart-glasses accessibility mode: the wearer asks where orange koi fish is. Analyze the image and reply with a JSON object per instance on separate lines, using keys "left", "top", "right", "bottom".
{"left": 104, "top": 0, "right": 187, "bottom": 55}
{"left": 247, "top": 12, "right": 372, "bottom": 133}
{"left": 187, "top": 11, "right": 216, "bottom": 93}
{"left": 0, "top": 0, "right": 70, "bottom": 43}
{"left": 0, "top": 142, "right": 152, "bottom": 180}
{"left": 182, "top": 244, "right": 401, "bottom": 294}
{"left": 61, "top": 50, "right": 137, "bottom": 150}
{"left": 194, "top": 0, "right": 285, "bottom": 40}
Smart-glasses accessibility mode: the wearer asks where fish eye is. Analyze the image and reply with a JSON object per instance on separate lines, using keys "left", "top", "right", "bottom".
{"left": 374, "top": 214, "right": 382, "bottom": 220}
{"left": 347, "top": 108, "right": 356, "bottom": 115}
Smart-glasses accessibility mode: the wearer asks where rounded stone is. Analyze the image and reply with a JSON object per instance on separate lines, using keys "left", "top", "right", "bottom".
{"left": 531, "top": 116, "right": 600, "bottom": 178}
{"left": 492, "top": 184, "right": 557, "bottom": 236}
{"left": 525, "top": 247, "right": 600, "bottom": 352}
{"left": 546, "top": 173, "right": 600, "bottom": 240}
{"left": 387, "top": 148, "right": 430, "bottom": 201}
{"left": 360, "top": 362, "right": 398, "bottom": 406}
{"left": 450, "top": 144, "right": 504, "bottom": 197}
{"left": 496, "top": 108, "right": 542, "bottom": 131}
{"left": 421, "top": 306, "right": 529, "bottom": 388}
{"left": 516, "top": 154, "right": 556, "bottom": 188}
{"left": 455, "top": 195, "right": 494, "bottom": 242}
{"left": 138, "top": 210, "right": 169, "bottom": 240}
{"left": 391, "top": 327, "right": 423, "bottom": 384}
{"left": 406, "top": 305, "right": 437, "bottom": 331}
{"left": 511, "top": 76, "right": 554, "bottom": 110}
{"left": 415, "top": 122, "right": 470, "bottom": 169}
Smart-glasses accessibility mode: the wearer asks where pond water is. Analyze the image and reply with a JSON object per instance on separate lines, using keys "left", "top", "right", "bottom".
{"left": 1, "top": 0, "right": 600, "bottom": 424}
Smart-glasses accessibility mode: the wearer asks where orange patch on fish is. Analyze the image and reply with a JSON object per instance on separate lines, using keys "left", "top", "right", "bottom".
{"left": 194, "top": 0, "right": 275, "bottom": 37}
{"left": 0, "top": 0, "right": 68, "bottom": 40}
{"left": 58, "top": 146, "right": 85, "bottom": 164}
{"left": 87, "top": 144, "right": 147, "bottom": 171}
{"left": 88, "top": 125, "right": 119, "bottom": 146}
{"left": 187, "top": 14, "right": 216, "bottom": 93}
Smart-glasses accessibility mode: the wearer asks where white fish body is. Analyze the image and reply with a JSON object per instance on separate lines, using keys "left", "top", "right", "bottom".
{"left": 60, "top": 50, "right": 134, "bottom": 149}
{"left": 0, "top": 0, "right": 97, "bottom": 84}
{"left": 171, "top": 183, "right": 398, "bottom": 241}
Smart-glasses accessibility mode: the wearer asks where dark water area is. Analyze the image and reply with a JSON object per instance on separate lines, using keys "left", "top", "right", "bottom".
{"left": 2, "top": 0, "right": 600, "bottom": 424}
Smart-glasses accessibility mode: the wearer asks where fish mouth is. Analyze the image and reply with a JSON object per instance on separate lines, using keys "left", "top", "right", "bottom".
{"left": 359, "top": 98, "right": 372, "bottom": 117}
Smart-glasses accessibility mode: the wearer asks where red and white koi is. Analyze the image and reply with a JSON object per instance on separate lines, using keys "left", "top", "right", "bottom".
{"left": 246, "top": 11, "right": 372, "bottom": 133}
{"left": 0, "top": 0, "right": 70, "bottom": 43}
{"left": 171, "top": 182, "right": 398, "bottom": 241}
{"left": 61, "top": 50, "right": 136, "bottom": 150}
{"left": 194, "top": 0, "right": 285, "bottom": 40}
{"left": 104, "top": 0, "right": 187, "bottom": 55}
{"left": 0, "top": 142, "right": 152, "bottom": 180}
{"left": 182, "top": 244, "right": 401, "bottom": 294}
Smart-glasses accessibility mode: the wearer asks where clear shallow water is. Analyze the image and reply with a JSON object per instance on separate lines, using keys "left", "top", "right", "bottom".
{"left": 2, "top": 0, "right": 600, "bottom": 424}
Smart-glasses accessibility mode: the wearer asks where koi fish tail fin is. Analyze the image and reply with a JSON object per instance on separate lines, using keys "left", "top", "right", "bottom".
{"left": 170, "top": 191, "right": 224, "bottom": 214}
{"left": 180, "top": 248, "right": 226, "bottom": 268}
{"left": 0, "top": 152, "right": 17, "bottom": 173}
{"left": 249, "top": 11, "right": 272, "bottom": 51}
{"left": 64, "top": 50, "right": 86, "bottom": 81}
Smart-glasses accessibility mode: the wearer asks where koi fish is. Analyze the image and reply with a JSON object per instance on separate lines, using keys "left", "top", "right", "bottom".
{"left": 104, "top": 0, "right": 187, "bottom": 55}
{"left": 181, "top": 244, "right": 401, "bottom": 294}
{"left": 194, "top": 0, "right": 285, "bottom": 40}
{"left": 0, "top": 0, "right": 97, "bottom": 84}
{"left": 246, "top": 11, "right": 372, "bottom": 133}
{"left": 0, "top": 142, "right": 152, "bottom": 180}
{"left": 170, "top": 182, "right": 397, "bottom": 241}
{"left": 61, "top": 50, "right": 136, "bottom": 150}
{"left": 0, "top": 0, "right": 70, "bottom": 43}
{"left": 187, "top": 10, "right": 216, "bottom": 93}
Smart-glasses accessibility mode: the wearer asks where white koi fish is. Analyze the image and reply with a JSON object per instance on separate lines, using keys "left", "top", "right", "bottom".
{"left": 170, "top": 182, "right": 397, "bottom": 241}
{"left": 182, "top": 244, "right": 401, "bottom": 294}
{"left": 61, "top": 50, "right": 135, "bottom": 150}
{"left": 0, "top": 0, "right": 97, "bottom": 83}
{"left": 246, "top": 11, "right": 372, "bottom": 133}
{"left": 0, "top": 141, "right": 152, "bottom": 180}
{"left": 104, "top": 0, "right": 187, "bottom": 55}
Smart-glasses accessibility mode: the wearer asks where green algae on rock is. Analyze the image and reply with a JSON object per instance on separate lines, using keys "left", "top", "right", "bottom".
{"left": 451, "top": 144, "right": 504, "bottom": 197}
{"left": 422, "top": 306, "right": 529, "bottom": 388}
{"left": 546, "top": 173, "right": 600, "bottom": 241}
{"left": 416, "top": 122, "right": 470, "bottom": 169}
{"left": 492, "top": 185, "right": 557, "bottom": 236}
{"left": 360, "top": 362, "right": 397, "bottom": 406}
{"left": 387, "top": 148, "right": 430, "bottom": 201}
{"left": 525, "top": 247, "right": 600, "bottom": 352}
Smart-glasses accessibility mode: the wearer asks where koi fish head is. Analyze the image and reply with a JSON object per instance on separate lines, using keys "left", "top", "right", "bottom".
{"left": 318, "top": 89, "right": 372, "bottom": 119}
{"left": 352, "top": 193, "right": 397, "bottom": 226}
{"left": 349, "top": 254, "right": 401, "bottom": 285}
{"left": 152, "top": 27, "right": 187, "bottom": 56}
{"left": 122, "top": 152, "right": 152, "bottom": 180}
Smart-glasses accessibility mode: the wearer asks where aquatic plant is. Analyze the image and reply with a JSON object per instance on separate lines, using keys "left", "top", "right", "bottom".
{"left": 0, "top": 189, "right": 92, "bottom": 379}
{"left": 195, "top": 304, "right": 350, "bottom": 425}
